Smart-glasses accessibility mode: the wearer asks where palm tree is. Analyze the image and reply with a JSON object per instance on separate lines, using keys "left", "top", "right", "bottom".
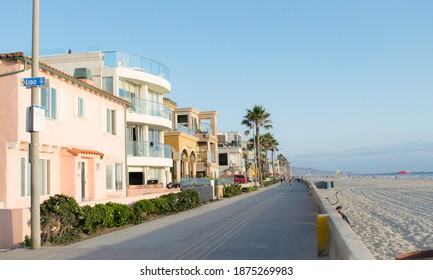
{"left": 261, "top": 133, "right": 279, "bottom": 180}
{"left": 277, "top": 154, "right": 289, "bottom": 178}
{"left": 241, "top": 105, "right": 273, "bottom": 188}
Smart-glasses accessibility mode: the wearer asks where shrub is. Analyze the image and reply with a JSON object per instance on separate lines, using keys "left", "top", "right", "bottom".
{"left": 160, "top": 193, "right": 180, "bottom": 212}
{"left": 177, "top": 189, "right": 201, "bottom": 211}
{"left": 150, "top": 198, "right": 170, "bottom": 215}
{"left": 130, "top": 199, "right": 156, "bottom": 224}
{"left": 242, "top": 186, "right": 258, "bottom": 193}
{"left": 81, "top": 204, "right": 115, "bottom": 234}
{"left": 40, "top": 194, "right": 83, "bottom": 244}
{"left": 105, "top": 202, "right": 131, "bottom": 227}
{"left": 264, "top": 179, "right": 280, "bottom": 187}
{"left": 223, "top": 184, "right": 243, "bottom": 197}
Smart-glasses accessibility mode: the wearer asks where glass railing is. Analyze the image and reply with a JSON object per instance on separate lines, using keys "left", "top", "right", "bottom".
{"left": 174, "top": 124, "right": 196, "bottom": 135}
{"left": 196, "top": 123, "right": 213, "bottom": 134}
{"left": 127, "top": 141, "right": 171, "bottom": 158}
{"left": 123, "top": 97, "right": 172, "bottom": 120}
{"left": 103, "top": 51, "right": 170, "bottom": 81}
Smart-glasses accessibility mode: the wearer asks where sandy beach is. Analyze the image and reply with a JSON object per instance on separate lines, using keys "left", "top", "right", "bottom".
{"left": 310, "top": 176, "right": 433, "bottom": 260}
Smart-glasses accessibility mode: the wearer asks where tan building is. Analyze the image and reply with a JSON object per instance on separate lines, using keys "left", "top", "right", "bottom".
{"left": 164, "top": 99, "right": 219, "bottom": 182}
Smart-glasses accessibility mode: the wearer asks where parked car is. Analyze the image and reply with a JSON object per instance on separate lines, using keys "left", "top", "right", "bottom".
{"left": 233, "top": 174, "right": 247, "bottom": 184}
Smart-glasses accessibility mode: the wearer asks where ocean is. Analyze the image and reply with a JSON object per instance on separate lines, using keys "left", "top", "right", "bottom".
{"left": 354, "top": 172, "right": 433, "bottom": 179}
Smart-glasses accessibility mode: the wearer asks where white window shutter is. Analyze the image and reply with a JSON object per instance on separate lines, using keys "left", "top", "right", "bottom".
{"left": 58, "top": 91, "right": 67, "bottom": 123}
{"left": 116, "top": 110, "right": 123, "bottom": 136}
{"left": 74, "top": 96, "right": 79, "bottom": 117}
{"left": 84, "top": 98, "right": 88, "bottom": 119}
{"left": 101, "top": 105, "right": 107, "bottom": 133}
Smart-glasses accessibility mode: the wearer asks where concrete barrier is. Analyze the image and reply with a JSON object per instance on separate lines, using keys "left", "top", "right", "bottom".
{"left": 302, "top": 179, "right": 376, "bottom": 260}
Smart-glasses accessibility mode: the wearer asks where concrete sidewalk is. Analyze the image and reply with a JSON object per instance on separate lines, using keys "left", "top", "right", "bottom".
{"left": 0, "top": 180, "right": 321, "bottom": 260}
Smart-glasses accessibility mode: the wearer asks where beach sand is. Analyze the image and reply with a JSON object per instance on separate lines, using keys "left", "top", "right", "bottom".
{"left": 311, "top": 176, "right": 433, "bottom": 260}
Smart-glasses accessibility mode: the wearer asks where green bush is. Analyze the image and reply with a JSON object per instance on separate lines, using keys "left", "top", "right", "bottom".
{"left": 177, "top": 189, "right": 201, "bottom": 211}
{"left": 160, "top": 193, "right": 180, "bottom": 212}
{"left": 223, "top": 184, "right": 243, "bottom": 197}
{"left": 264, "top": 179, "right": 280, "bottom": 187}
{"left": 150, "top": 198, "right": 170, "bottom": 215}
{"left": 130, "top": 199, "right": 156, "bottom": 224}
{"left": 40, "top": 194, "right": 83, "bottom": 244}
{"left": 242, "top": 186, "right": 258, "bottom": 193}
{"left": 30, "top": 189, "right": 203, "bottom": 246}
{"left": 105, "top": 202, "right": 131, "bottom": 227}
{"left": 81, "top": 203, "right": 115, "bottom": 234}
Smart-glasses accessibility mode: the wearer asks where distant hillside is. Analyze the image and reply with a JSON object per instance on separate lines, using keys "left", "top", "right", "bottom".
{"left": 292, "top": 167, "right": 338, "bottom": 177}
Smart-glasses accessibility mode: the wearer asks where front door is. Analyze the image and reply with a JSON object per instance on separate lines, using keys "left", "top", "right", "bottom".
{"left": 78, "top": 161, "right": 87, "bottom": 201}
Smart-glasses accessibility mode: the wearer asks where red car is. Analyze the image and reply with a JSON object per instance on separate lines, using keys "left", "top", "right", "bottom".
{"left": 233, "top": 174, "right": 247, "bottom": 183}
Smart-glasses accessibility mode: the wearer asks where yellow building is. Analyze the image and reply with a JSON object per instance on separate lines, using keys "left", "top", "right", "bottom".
{"left": 164, "top": 98, "right": 219, "bottom": 182}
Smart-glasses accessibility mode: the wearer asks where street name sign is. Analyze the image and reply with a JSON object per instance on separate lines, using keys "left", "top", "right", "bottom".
{"left": 21, "top": 77, "right": 45, "bottom": 87}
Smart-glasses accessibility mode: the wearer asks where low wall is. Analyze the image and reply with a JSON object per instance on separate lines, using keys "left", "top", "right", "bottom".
{"left": 180, "top": 178, "right": 216, "bottom": 202}
{"left": 303, "top": 179, "right": 375, "bottom": 260}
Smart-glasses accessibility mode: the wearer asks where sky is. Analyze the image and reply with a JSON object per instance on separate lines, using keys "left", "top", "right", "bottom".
{"left": 2, "top": 0, "right": 433, "bottom": 174}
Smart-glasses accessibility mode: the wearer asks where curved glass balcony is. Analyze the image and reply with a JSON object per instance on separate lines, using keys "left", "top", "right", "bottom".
{"left": 127, "top": 141, "right": 171, "bottom": 158}
{"left": 124, "top": 97, "right": 172, "bottom": 120}
{"left": 103, "top": 51, "right": 170, "bottom": 81}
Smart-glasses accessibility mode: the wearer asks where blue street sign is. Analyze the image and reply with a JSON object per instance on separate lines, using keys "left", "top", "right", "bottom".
{"left": 21, "top": 77, "right": 45, "bottom": 87}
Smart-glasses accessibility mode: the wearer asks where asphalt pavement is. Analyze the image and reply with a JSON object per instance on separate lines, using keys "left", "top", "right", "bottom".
{"left": 0, "top": 180, "right": 323, "bottom": 260}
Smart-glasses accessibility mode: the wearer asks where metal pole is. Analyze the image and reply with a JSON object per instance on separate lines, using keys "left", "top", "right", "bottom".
{"left": 30, "top": 0, "right": 41, "bottom": 249}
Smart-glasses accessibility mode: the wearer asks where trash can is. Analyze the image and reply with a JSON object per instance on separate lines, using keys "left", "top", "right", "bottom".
{"left": 330, "top": 181, "right": 335, "bottom": 188}
{"left": 324, "top": 181, "right": 330, "bottom": 189}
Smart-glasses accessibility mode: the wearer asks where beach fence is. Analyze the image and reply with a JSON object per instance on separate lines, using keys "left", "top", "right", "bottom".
{"left": 302, "top": 178, "right": 376, "bottom": 260}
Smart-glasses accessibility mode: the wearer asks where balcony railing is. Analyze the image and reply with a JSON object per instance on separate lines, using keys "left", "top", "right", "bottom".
{"left": 124, "top": 97, "right": 171, "bottom": 120}
{"left": 127, "top": 141, "right": 171, "bottom": 158}
{"left": 174, "top": 124, "right": 196, "bottom": 135}
{"left": 103, "top": 51, "right": 170, "bottom": 81}
{"left": 196, "top": 123, "right": 213, "bottom": 135}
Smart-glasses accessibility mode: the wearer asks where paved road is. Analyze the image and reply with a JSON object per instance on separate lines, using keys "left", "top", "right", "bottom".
{"left": 0, "top": 181, "right": 321, "bottom": 260}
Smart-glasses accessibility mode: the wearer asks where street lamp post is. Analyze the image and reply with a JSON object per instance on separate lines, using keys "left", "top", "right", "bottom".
{"left": 30, "top": 0, "right": 41, "bottom": 249}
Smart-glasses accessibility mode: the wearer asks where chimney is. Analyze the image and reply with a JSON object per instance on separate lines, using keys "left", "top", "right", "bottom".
{"left": 73, "top": 68, "right": 94, "bottom": 85}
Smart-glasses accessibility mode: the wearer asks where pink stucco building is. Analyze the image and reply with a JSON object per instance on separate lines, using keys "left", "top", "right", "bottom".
{"left": 0, "top": 52, "right": 131, "bottom": 248}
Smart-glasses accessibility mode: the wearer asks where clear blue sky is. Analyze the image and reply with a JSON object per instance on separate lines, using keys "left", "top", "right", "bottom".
{"left": 2, "top": 0, "right": 433, "bottom": 174}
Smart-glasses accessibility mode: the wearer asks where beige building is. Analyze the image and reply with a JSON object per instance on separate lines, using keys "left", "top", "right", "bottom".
{"left": 164, "top": 98, "right": 219, "bottom": 182}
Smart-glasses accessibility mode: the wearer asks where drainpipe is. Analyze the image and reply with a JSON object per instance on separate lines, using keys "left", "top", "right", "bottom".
{"left": 0, "top": 57, "right": 27, "bottom": 77}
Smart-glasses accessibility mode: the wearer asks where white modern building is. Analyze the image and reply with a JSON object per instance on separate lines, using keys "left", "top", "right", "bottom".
{"left": 217, "top": 132, "right": 245, "bottom": 175}
{"left": 41, "top": 51, "right": 173, "bottom": 193}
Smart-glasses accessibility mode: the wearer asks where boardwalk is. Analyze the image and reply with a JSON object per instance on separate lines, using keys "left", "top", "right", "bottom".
{"left": 0, "top": 180, "right": 321, "bottom": 260}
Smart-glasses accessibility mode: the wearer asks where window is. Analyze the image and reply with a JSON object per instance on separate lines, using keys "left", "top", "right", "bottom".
{"left": 177, "top": 115, "right": 188, "bottom": 126}
{"left": 75, "top": 96, "right": 87, "bottom": 118}
{"left": 20, "top": 158, "right": 51, "bottom": 197}
{"left": 219, "top": 153, "right": 228, "bottom": 166}
{"left": 101, "top": 107, "right": 117, "bottom": 135}
{"left": 148, "top": 167, "right": 162, "bottom": 184}
{"left": 102, "top": 77, "right": 113, "bottom": 94}
{"left": 106, "top": 163, "right": 123, "bottom": 190}
{"left": 41, "top": 87, "right": 58, "bottom": 120}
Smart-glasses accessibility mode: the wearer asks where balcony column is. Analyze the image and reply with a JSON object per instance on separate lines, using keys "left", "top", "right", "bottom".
{"left": 190, "top": 161, "right": 196, "bottom": 178}
{"left": 183, "top": 159, "right": 190, "bottom": 178}
{"left": 175, "top": 159, "right": 181, "bottom": 183}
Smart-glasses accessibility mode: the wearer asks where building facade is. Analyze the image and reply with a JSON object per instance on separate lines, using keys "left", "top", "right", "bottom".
{"left": 0, "top": 52, "right": 130, "bottom": 248}
{"left": 217, "top": 132, "right": 245, "bottom": 176}
{"left": 164, "top": 99, "right": 219, "bottom": 180}
{"left": 40, "top": 51, "right": 173, "bottom": 193}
